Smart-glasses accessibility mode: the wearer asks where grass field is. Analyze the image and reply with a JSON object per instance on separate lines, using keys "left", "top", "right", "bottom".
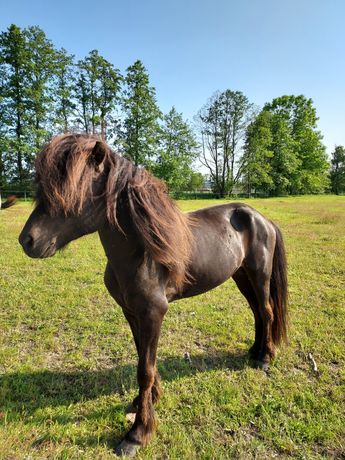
{"left": 0, "top": 195, "right": 344, "bottom": 459}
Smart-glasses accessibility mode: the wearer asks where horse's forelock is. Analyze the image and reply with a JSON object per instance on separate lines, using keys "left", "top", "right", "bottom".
{"left": 35, "top": 134, "right": 103, "bottom": 215}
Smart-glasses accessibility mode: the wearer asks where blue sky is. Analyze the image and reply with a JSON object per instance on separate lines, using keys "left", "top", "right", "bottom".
{"left": 1, "top": 0, "right": 344, "bottom": 154}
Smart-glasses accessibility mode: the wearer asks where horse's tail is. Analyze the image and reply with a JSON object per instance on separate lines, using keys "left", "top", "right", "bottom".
{"left": 270, "top": 223, "right": 288, "bottom": 345}
{"left": 1, "top": 195, "right": 17, "bottom": 209}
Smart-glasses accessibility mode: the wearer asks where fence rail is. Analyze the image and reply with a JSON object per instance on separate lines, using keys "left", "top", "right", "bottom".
{"left": 1, "top": 188, "right": 296, "bottom": 202}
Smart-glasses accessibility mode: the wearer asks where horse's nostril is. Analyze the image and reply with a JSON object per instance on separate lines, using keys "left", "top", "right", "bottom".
{"left": 20, "top": 234, "right": 34, "bottom": 249}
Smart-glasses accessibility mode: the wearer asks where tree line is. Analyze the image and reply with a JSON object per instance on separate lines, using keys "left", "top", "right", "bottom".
{"left": 1, "top": 24, "right": 344, "bottom": 196}
{"left": 0, "top": 24, "right": 199, "bottom": 191}
{"left": 196, "top": 91, "right": 344, "bottom": 196}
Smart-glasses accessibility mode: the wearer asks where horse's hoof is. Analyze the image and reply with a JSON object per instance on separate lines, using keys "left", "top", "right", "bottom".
{"left": 126, "top": 401, "right": 138, "bottom": 414}
{"left": 254, "top": 360, "right": 270, "bottom": 372}
{"left": 115, "top": 439, "right": 140, "bottom": 457}
{"left": 248, "top": 347, "right": 260, "bottom": 359}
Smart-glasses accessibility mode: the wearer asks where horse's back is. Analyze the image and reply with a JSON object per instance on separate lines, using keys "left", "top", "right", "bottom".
{"left": 191, "top": 201, "right": 275, "bottom": 243}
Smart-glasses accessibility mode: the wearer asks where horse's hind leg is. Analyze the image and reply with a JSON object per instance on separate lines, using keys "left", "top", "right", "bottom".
{"left": 233, "top": 268, "right": 263, "bottom": 359}
{"left": 245, "top": 265, "right": 276, "bottom": 370}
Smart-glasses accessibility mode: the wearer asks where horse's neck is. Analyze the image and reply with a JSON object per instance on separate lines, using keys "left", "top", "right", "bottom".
{"left": 98, "top": 219, "right": 140, "bottom": 263}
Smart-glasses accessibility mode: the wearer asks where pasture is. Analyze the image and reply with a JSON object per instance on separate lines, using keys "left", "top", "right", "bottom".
{"left": 0, "top": 195, "right": 344, "bottom": 459}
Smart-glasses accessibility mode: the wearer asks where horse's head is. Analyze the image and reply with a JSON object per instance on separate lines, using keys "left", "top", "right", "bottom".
{"left": 19, "top": 135, "right": 109, "bottom": 258}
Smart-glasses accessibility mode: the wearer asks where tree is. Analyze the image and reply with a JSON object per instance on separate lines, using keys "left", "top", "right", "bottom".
{"left": 25, "top": 26, "right": 57, "bottom": 150}
{"left": 0, "top": 25, "right": 60, "bottom": 185}
{"left": 53, "top": 48, "right": 75, "bottom": 133}
{"left": 75, "top": 71, "right": 90, "bottom": 133}
{"left": 187, "top": 172, "right": 204, "bottom": 191}
{"left": 0, "top": 108, "right": 9, "bottom": 188}
{"left": 242, "top": 111, "right": 274, "bottom": 196}
{"left": 263, "top": 95, "right": 329, "bottom": 194}
{"left": 153, "top": 107, "right": 198, "bottom": 190}
{"left": 0, "top": 24, "right": 32, "bottom": 185}
{"left": 330, "top": 145, "right": 345, "bottom": 195}
{"left": 196, "top": 90, "right": 254, "bottom": 197}
{"left": 269, "top": 115, "right": 299, "bottom": 195}
{"left": 0, "top": 64, "right": 8, "bottom": 187}
{"left": 75, "top": 50, "right": 121, "bottom": 140}
{"left": 121, "top": 60, "right": 161, "bottom": 166}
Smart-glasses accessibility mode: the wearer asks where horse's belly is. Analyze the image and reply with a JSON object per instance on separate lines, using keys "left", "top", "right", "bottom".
{"left": 167, "top": 207, "right": 245, "bottom": 302}
{"left": 179, "top": 273, "right": 233, "bottom": 299}
{"left": 182, "top": 259, "right": 239, "bottom": 298}
{"left": 170, "top": 236, "right": 243, "bottom": 301}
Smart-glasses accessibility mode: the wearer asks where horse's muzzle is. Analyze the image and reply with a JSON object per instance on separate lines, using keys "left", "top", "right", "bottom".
{"left": 19, "top": 231, "right": 57, "bottom": 258}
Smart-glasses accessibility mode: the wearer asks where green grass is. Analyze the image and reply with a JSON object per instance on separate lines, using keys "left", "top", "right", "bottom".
{"left": 0, "top": 195, "right": 344, "bottom": 459}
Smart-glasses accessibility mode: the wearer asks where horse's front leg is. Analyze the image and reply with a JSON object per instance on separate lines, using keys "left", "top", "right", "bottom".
{"left": 123, "top": 309, "right": 162, "bottom": 409}
{"left": 116, "top": 296, "right": 168, "bottom": 457}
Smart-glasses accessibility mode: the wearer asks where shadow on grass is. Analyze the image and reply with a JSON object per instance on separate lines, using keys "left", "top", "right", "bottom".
{"left": 0, "top": 350, "right": 250, "bottom": 451}
{"left": 0, "top": 350, "right": 249, "bottom": 413}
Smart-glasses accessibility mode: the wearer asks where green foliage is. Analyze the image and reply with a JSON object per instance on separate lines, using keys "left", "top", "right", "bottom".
{"left": 24, "top": 26, "right": 57, "bottom": 150}
{"left": 0, "top": 25, "right": 71, "bottom": 185}
{"left": 0, "top": 23, "right": 339, "bottom": 197}
{"left": 0, "top": 24, "right": 33, "bottom": 185}
{"left": 259, "top": 95, "right": 329, "bottom": 195}
{"left": 242, "top": 111, "right": 274, "bottom": 195}
{"left": 196, "top": 90, "right": 254, "bottom": 197}
{"left": 53, "top": 48, "right": 75, "bottom": 133}
{"left": 153, "top": 107, "right": 198, "bottom": 190}
{"left": 121, "top": 60, "right": 161, "bottom": 166}
{"left": 269, "top": 115, "right": 300, "bottom": 195}
{"left": 330, "top": 145, "right": 345, "bottom": 195}
{"left": 0, "top": 25, "right": 125, "bottom": 188}
{"left": 75, "top": 50, "right": 122, "bottom": 140}
{"left": 187, "top": 171, "right": 205, "bottom": 191}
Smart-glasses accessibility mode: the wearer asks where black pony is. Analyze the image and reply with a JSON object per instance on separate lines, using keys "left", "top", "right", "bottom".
{"left": 19, "top": 134, "right": 288, "bottom": 457}
{"left": 0, "top": 195, "right": 16, "bottom": 210}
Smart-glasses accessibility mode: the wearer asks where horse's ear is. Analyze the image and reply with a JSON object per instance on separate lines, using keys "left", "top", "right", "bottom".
{"left": 90, "top": 141, "right": 107, "bottom": 169}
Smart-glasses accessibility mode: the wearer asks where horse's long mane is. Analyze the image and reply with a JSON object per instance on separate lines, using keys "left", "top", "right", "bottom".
{"left": 35, "top": 133, "right": 194, "bottom": 288}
